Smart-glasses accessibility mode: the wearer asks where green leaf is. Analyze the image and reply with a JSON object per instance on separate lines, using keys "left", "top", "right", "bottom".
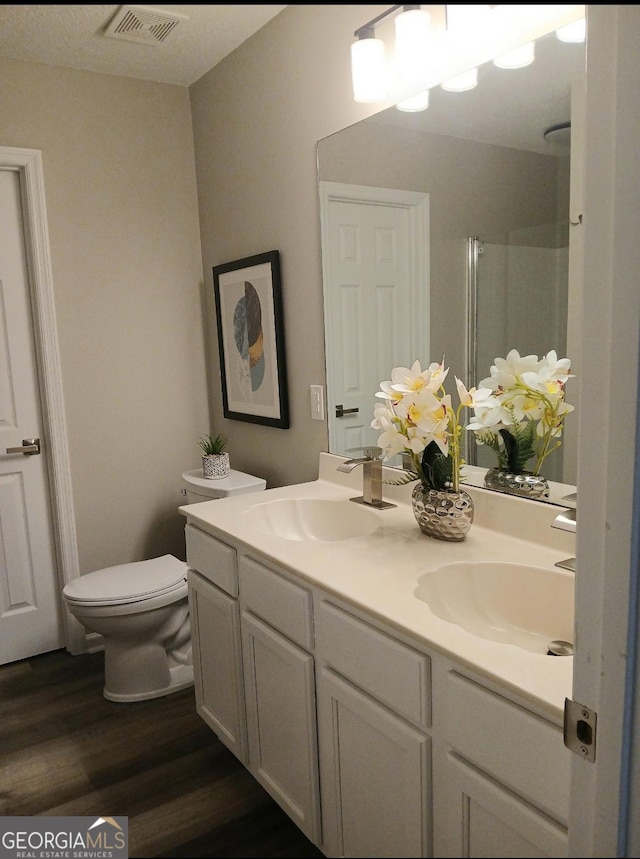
{"left": 499, "top": 425, "right": 535, "bottom": 473}
{"left": 421, "top": 441, "right": 452, "bottom": 491}
{"left": 199, "top": 432, "right": 227, "bottom": 455}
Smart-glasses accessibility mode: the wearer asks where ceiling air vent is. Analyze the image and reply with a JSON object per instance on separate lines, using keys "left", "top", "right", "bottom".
{"left": 103, "top": 5, "right": 188, "bottom": 46}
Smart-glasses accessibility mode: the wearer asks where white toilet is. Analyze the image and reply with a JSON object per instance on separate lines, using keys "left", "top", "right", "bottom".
{"left": 62, "top": 467, "right": 266, "bottom": 703}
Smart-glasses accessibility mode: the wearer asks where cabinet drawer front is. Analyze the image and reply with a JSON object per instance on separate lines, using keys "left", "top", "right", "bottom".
{"left": 446, "top": 671, "right": 571, "bottom": 825}
{"left": 239, "top": 555, "right": 313, "bottom": 649}
{"left": 317, "top": 600, "right": 430, "bottom": 729}
{"left": 185, "top": 524, "right": 238, "bottom": 596}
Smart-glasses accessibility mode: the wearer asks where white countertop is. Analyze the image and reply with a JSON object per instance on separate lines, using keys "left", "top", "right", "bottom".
{"left": 180, "top": 453, "right": 576, "bottom": 722}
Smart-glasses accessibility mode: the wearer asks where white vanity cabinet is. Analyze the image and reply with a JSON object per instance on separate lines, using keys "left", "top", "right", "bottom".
{"left": 315, "top": 599, "right": 432, "bottom": 858}
{"left": 185, "top": 523, "right": 247, "bottom": 763}
{"left": 432, "top": 667, "right": 571, "bottom": 858}
{"left": 238, "top": 554, "right": 321, "bottom": 844}
{"left": 184, "top": 499, "right": 573, "bottom": 859}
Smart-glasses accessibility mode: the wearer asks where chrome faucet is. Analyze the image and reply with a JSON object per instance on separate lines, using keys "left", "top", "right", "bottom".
{"left": 552, "top": 494, "right": 576, "bottom": 571}
{"left": 337, "top": 446, "right": 397, "bottom": 509}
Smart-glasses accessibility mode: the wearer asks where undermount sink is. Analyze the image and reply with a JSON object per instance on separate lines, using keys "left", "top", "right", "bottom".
{"left": 244, "top": 498, "right": 381, "bottom": 542}
{"left": 414, "top": 561, "right": 575, "bottom": 654}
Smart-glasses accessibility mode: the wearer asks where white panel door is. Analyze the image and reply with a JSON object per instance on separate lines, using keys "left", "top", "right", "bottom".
{"left": 0, "top": 168, "right": 63, "bottom": 664}
{"left": 320, "top": 183, "right": 429, "bottom": 459}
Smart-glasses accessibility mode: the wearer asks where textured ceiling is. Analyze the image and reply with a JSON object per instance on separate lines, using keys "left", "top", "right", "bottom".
{"left": 0, "top": 4, "right": 287, "bottom": 86}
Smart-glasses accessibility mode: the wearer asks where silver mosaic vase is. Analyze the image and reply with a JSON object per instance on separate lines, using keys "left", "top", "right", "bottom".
{"left": 483, "top": 467, "right": 550, "bottom": 500}
{"left": 411, "top": 483, "right": 474, "bottom": 542}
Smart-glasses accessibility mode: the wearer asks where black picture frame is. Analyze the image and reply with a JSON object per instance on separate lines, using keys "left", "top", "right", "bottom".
{"left": 212, "top": 250, "right": 289, "bottom": 429}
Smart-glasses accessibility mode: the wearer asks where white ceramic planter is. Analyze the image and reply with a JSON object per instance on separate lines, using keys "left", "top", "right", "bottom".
{"left": 202, "top": 452, "right": 230, "bottom": 479}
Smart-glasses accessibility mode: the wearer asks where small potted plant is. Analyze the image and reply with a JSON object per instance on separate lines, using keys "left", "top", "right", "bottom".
{"left": 199, "top": 432, "right": 230, "bottom": 480}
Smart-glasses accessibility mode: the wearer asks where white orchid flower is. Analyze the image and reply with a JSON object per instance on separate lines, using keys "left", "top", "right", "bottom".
{"left": 400, "top": 389, "right": 449, "bottom": 433}
{"left": 429, "top": 416, "right": 450, "bottom": 457}
{"left": 375, "top": 380, "right": 404, "bottom": 403}
{"left": 387, "top": 360, "right": 434, "bottom": 395}
{"left": 375, "top": 413, "right": 407, "bottom": 457}
{"left": 466, "top": 404, "right": 508, "bottom": 431}
{"left": 371, "top": 401, "right": 395, "bottom": 430}
{"left": 538, "top": 350, "right": 573, "bottom": 384}
{"left": 405, "top": 426, "right": 429, "bottom": 455}
{"left": 455, "top": 377, "right": 497, "bottom": 409}
{"left": 424, "top": 358, "right": 449, "bottom": 391}
{"left": 481, "top": 349, "right": 540, "bottom": 391}
{"left": 508, "top": 393, "right": 544, "bottom": 422}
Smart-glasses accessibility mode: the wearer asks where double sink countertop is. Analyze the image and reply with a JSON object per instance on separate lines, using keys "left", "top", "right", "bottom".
{"left": 180, "top": 452, "right": 576, "bottom": 722}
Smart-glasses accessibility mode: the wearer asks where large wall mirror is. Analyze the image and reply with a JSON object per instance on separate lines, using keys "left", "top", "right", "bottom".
{"left": 317, "top": 26, "right": 584, "bottom": 503}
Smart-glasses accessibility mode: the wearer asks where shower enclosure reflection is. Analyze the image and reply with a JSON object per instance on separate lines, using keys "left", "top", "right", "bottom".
{"left": 468, "top": 232, "right": 569, "bottom": 483}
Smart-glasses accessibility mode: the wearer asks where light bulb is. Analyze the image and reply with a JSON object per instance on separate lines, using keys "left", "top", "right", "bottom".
{"left": 394, "top": 8, "right": 431, "bottom": 92}
{"left": 351, "top": 36, "right": 387, "bottom": 103}
{"left": 441, "top": 68, "right": 478, "bottom": 92}
{"left": 494, "top": 42, "right": 535, "bottom": 70}
{"left": 556, "top": 19, "right": 586, "bottom": 43}
{"left": 397, "top": 90, "right": 430, "bottom": 112}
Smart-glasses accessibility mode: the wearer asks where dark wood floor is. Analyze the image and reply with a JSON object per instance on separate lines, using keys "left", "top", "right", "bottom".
{"left": 0, "top": 649, "right": 325, "bottom": 858}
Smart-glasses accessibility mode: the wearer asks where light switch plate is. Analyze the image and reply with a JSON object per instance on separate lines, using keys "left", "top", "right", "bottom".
{"left": 310, "top": 385, "right": 325, "bottom": 420}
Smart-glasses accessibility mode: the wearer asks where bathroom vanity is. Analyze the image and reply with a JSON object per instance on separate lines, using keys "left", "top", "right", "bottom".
{"left": 181, "top": 453, "right": 576, "bottom": 858}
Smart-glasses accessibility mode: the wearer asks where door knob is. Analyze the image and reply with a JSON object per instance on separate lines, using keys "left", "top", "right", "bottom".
{"left": 335, "top": 404, "right": 359, "bottom": 418}
{"left": 6, "top": 438, "right": 41, "bottom": 455}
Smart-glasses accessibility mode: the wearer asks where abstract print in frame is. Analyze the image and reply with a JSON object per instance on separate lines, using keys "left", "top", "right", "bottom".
{"left": 213, "top": 250, "right": 289, "bottom": 428}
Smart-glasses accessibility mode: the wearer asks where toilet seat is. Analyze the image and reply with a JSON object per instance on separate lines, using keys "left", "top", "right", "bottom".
{"left": 63, "top": 555, "right": 188, "bottom": 607}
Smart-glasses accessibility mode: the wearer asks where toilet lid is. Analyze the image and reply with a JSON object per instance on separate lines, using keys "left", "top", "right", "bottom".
{"left": 63, "top": 555, "right": 188, "bottom": 605}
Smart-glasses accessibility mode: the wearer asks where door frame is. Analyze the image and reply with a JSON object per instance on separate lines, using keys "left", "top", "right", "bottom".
{"left": 1, "top": 146, "right": 83, "bottom": 655}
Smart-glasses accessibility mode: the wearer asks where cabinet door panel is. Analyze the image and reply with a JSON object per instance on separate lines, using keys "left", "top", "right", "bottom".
{"left": 242, "top": 611, "right": 321, "bottom": 844}
{"left": 318, "top": 667, "right": 430, "bottom": 858}
{"left": 188, "top": 571, "right": 247, "bottom": 762}
{"left": 446, "top": 671, "right": 570, "bottom": 824}
{"left": 439, "top": 752, "right": 568, "bottom": 858}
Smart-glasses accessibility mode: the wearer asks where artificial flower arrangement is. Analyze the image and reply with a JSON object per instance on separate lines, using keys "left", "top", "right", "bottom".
{"left": 371, "top": 358, "right": 496, "bottom": 492}
{"left": 467, "top": 348, "right": 574, "bottom": 476}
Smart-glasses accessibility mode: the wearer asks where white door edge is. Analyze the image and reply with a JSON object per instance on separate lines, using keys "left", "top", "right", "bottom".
{"left": 0, "top": 145, "right": 84, "bottom": 655}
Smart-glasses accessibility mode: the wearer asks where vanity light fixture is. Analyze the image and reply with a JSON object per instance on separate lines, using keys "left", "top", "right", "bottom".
{"left": 350, "top": 4, "right": 585, "bottom": 107}
{"left": 351, "top": 4, "right": 432, "bottom": 107}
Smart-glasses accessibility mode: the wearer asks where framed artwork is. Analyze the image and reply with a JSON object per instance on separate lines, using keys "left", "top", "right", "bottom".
{"left": 212, "top": 250, "right": 289, "bottom": 429}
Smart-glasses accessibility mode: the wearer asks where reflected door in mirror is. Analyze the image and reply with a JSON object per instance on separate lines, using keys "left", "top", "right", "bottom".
{"left": 320, "top": 182, "right": 430, "bottom": 456}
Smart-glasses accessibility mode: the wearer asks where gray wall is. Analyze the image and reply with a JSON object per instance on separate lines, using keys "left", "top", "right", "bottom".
{"left": 0, "top": 57, "right": 208, "bottom": 573}
{"left": 190, "top": 5, "right": 392, "bottom": 488}
{"left": 0, "top": 5, "right": 388, "bottom": 574}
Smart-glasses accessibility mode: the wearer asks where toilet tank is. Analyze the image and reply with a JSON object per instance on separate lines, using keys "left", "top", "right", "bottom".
{"left": 181, "top": 468, "right": 266, "bottom": 504}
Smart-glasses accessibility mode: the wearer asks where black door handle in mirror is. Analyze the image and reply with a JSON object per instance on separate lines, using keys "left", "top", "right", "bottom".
{"left": 335, "top": 404, "right": 359, "bottom": 418}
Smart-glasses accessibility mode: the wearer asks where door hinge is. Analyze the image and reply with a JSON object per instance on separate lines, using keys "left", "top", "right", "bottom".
{"left": 564, "top": 698, "right": 597, "bottom": 762}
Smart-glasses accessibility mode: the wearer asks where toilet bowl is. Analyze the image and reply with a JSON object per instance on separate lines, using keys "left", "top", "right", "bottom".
{"left": 63, "top": 467, "right": 266, "bottom": 702}
{"left": 63, "top": 554, "right": 192, "bottom": 702}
